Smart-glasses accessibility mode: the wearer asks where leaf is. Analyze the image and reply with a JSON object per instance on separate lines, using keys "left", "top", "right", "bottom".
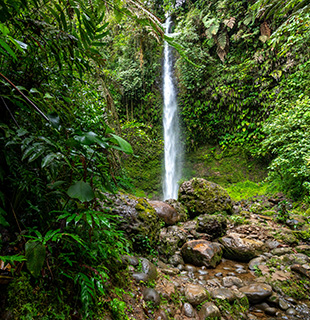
{"left": 47, "top": 112, "right": 60, "bottom": 129}
{"left": 0, "top": 207, "right": 9, "bottom": 227}
{"left": 25, "top": 241, "right": 46, "bottom": 278}
{"left": 67, "top": 181, "right": 95, "bottom": 202}
{"left": 218, "top": 32, "right": 227, "bottom": 50}
{"left": 43, "top": 93, "right": 53, "bottom": 99}
{"left": 30, "top": 88, "right": 40, "bottom": 94}
{"left": 41, "top": 153, "right": 57, "bottom": 168}
{"left": 0, "top": 39, "right": 16, "bottom": 60}
{"left": 109, "top": 133, "right": 133, "bottom": 154}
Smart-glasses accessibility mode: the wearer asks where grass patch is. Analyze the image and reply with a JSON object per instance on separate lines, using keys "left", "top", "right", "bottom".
{"left": 226, "top": 180, "right": 269, "bottom": 201}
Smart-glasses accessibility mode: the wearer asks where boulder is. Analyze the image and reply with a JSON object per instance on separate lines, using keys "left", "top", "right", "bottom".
{"left": 198, "top": 302, "right": 221, "bottom": 320}
{"left": 178, "top": 178, "right": 233, "bottom": 217}
{"left": 211, "top": 288, "right": 237, "bottom": 302}
{"left": 158, "top": 226, "right": 187, "bottom": 260}
{"left": 164, "top": 199, "right": 188, "bottom": 222}
{"left": 196, "top": 214, "right": 227, "bottom": 239}
{"left": 239, "top": 282, "right": 273, "bottom": 303}
{"left": 181, "top": 240, "right": 223, "bottom": 268}
{"left": 149, "top": 200, "right": 181, "bottom": 225}
{"left": 219, "top": 233, "right": 265, "bottom": 262}
{"left": 184, "top": 283, "right": 209, "bottom": 306}
{"left": 101, "top": 193, "right": 160, "bottom": 252}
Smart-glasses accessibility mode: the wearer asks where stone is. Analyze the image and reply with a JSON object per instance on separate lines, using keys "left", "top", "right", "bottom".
{"left": 100, "top": 193, "right": 160, "bottom": 252}
{"left": 249, "top": 256, "right": 267, "bottom": 270}
{"left": 222, "top": 276, "right": 243, "bottom": 288}
{"left": 281, "top": 253, "right": 309, "bottom": 266}
{"left": 132, "top": 272, "right": 149, "bottom": 282}
{"left": 141, "top": 258, "right": 157, "bottom": 281}
{"left": 121, "top": 255, "right": 139, "bottom": 266}
{"left": 211, "top": 288, "right": 236, "bottom": 302}
{"left": 158, "top": 226, "right": 187, "bottom": 260}
{"left": 296, "top": 244, "right": 310, "bottom": 256}
{"left": 279, "top": 298, "right": 290, "bottom": 310}
{"left": 164, "top": 199, "right": 188, "bottom": 222}
{"left": 168, "top": 254, "right": 184, "bottom": 266}
{"left": 198, "top": 302, "right": 221, "bottom": 320}
{"left": 239, "top": 282, "right": 273, "bottom": 303}
{"left": 182, "top": 302, "right": 196, "bottom": 318}
{"left": 178, "top": 178, "right": 233, "bottom": 218}
{"left": 286, "top": 308, "right": 297, "bottom": 316}
{"left": 156, "top": 310, "right": 168, "bottom": 320}
{"left": 271, "top": 247, "right": 293, "bottom": 256}
{"left": 149, "top": 200, "right": 181, "bottom": 225}
{"left": 184, "top": 283, "right": 209, "bottom": 306}
{"left": 219, "top": 233, "right": 266, "bottom": 262}
{"left": 143, "top": 288, "right": 161, "bottom": 307}
{"left": 196, "top": 213, "right": 227, "bottom": 239}
{"left": 181, "top": 240, "right": 223, "bottom": 268}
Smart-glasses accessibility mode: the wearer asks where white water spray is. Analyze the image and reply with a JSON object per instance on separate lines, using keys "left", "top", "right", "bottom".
{"left": 163, "top": 17, "right": 182, "bottom": 200}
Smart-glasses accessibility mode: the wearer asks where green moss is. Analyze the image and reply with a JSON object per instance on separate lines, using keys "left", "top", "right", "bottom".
{"left": 272, "top": 278, "right": 310, "bottom": 300}
{"left": 183, "top": 145, "right": 268, "bottom": 188}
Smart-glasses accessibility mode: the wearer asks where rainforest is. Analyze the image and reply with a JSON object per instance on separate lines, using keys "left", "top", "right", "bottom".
{"left": 1, "top": 0, "right": 310, "bottom": 319}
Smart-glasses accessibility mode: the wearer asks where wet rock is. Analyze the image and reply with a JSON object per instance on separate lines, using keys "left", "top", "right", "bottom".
{"left": 296, "top": 244, "right": 310, "bottom": 256}
{"left": 265, "top": 239, "right": 281, "bottom": 250}
{"left": 271, "top": 247, "right": 293, "bottom": 256}
{"left": 101, "top": 194, "right": 160, "bottom": 251}
{"left": 198, "top": 302, "right": 221, "bottom": 320}
{"left": 279, "top": 298, "right": 290, "bottom": 310}
{"left": 141, "top": 258, "right": 157, "bottom": 280}
{"left": 222, "top": 276, "right": 243, "bottom": 288}
{"left": 143, "top": 288, "right": 161, "bottom": 307}
{"left": 182, "top": 302, "right": 196, "bottom": 318}
{"left": 196, "top": 214, "right": 227, "bottom": 239}
{"left": 158, "top": 226, "right": 187, "bottom": 260}
{"left": 286, "top": 307, "right": 297, "bottom": 316}
{"left": 178, "top": 178, "right": 233, "bottom": 218}
{"left": 184, "top": 283, "right": 209, "bottom": 306}
{"left": 239, "top": 282, "right": 273, "bottom": 303}
{"left": 219, "top": 233, "right": 266, "bottom": 262}
{"left": 164, "top": 199, "right": 188, "bottom": 222}
{"left": 181, "top": 240, "right": 223, "bottom": 268}
{"left": 132, "top": 272, "right": 149, "bottom": 282}
{"left": 149, "top": 200, "right": 181, "bottom": 225}
{"left": 168, "top": 254, "right": 184, "bottom": 266}
{"left": 267, "top": 291, "right": 279, "bottom": 305}
{"left": 121, "top": 255, "right": 139, "bottom": 266}
{"left": 290, "top": 264, "right": 310, "bottom": 278}
{"left": 249, "top": 256, "right": 267, "bottom": 270}
{"left": 161, "top": 268, "right": 180, "bottom": 276}
{"left": 211, "top": 288, "right": 236, "bottom": 302}
{"left": 280, "top": 253, "right": 309, "bottom": 266}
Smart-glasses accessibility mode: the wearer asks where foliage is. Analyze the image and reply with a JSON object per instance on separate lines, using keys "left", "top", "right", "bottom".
{"left": 257, "top": 97, "right": 310, "bottom": 199}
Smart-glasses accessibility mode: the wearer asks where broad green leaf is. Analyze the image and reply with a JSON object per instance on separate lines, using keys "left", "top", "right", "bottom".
{"left": 0, "top": 23, "right": 9, "bottom": 36}
{"left": 67, "top": 181, "right": 95, "bottom": 202}
{"left": 25, "top": 241, "right": 46, "bottom": 278}
{"left": 0, "top": 39, "right": 16, "bottom": 59}
{"left": 110, "top": 133, "right": 133, "bottom": 154}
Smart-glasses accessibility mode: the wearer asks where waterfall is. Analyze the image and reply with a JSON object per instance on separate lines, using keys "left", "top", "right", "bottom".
{"left": 162, "top": 17, "right": 182, "bottom": 200}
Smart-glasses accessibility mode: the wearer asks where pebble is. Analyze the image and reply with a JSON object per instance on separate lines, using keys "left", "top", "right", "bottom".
{"left": 215, "top": 272, "right": 223, "bottom": 277}
{"left": 286, "top": 308, "right": 297, "bottom": 316}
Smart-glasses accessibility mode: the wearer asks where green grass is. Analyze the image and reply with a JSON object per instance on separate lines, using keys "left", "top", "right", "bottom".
{"left": 226, "top": 180, "right": 270, "bottom": 201}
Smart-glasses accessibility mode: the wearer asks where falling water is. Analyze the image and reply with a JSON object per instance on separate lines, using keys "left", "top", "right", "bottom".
{"left": 163, "top": 17, "right": 182, "bottom": 200}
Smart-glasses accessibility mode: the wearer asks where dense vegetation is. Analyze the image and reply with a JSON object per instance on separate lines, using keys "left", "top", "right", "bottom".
{"left": 0, "top": 0, "right": 310, "bottom": 318}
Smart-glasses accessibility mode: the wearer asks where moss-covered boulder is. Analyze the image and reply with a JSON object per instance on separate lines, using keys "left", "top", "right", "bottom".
{"left": 178, "top": 178, "right": 233, "bottom": 218}
{"left": 100, "top": 193, "right": 160, "bottom": 252}
{"left": 196, "top": 214, "right": 227, "bottom": 239}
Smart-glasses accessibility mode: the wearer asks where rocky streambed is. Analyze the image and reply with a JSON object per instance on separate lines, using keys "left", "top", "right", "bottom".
{"left": 102, "top": 178, "right": 310, "bottom": 320}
